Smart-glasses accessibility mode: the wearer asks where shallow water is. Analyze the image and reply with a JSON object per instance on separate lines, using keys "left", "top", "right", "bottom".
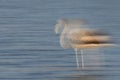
{"left": 0, "top": 0, "right": 120, "bottom": 80}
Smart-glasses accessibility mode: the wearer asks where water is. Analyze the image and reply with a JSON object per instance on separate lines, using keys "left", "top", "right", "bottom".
{"left": 0, "top": 0, "right": 120, "bottom": 80}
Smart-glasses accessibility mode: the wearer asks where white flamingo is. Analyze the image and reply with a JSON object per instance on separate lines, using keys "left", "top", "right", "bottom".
{"left": 54, "top": 19, "right": 114, "bottom": 70}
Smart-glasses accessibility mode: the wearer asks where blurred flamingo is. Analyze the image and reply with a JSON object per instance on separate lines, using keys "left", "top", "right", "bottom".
{"left": 55, "top": 19, "right": 114, "bottom": 70}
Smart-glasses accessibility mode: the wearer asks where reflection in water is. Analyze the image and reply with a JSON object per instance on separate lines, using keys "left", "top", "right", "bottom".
{"left": 62, "top": 74, "right": 103, "bottom": 80}
{"left": 55, "top": 19, "right": 114, "bottom": 70}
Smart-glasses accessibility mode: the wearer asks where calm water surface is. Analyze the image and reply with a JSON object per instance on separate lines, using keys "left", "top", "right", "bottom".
{"left": 0, "top": 0, "right": 120, "bottom": 80}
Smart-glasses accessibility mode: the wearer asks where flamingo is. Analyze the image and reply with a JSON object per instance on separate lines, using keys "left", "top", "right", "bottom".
{"left": 54, "top": 19, "right": 114, "bottom": 70}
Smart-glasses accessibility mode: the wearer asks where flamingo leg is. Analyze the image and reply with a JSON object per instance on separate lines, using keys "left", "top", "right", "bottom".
{"left": 75, "top": 48, "right": 80, "bottom": 69}
{"left": 81, "top": 49, "right": 85, "bottom": 70}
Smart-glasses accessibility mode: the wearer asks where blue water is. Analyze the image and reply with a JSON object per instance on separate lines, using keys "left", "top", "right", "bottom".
{"left": 0, "top": 0, "right": 120, "bottom": 80}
